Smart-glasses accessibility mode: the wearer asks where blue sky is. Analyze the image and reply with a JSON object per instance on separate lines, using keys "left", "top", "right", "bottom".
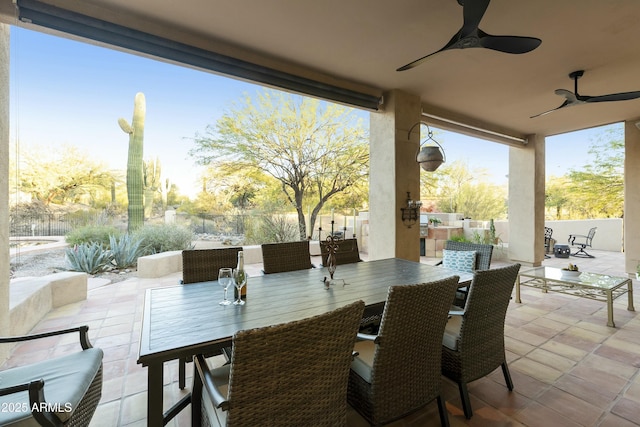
{"left": 9, "top": 27, "right": 614, "bottom": 197}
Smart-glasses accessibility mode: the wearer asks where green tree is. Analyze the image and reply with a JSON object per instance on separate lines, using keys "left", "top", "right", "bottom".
{"left": 17, "top": 144, "right": 116, "bottom": 205}
{"left": 189, "top": 90, "right": 368, "bottom": 240}
{"left": 565, "top": 126, "right": 624, "bottom": 218}
{"left": 423, "top": 160, "right": 507, "bottom": 220}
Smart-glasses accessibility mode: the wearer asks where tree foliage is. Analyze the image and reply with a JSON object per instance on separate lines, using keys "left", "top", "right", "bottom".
{"left": 189, "top": 90, "right": 369, "bottom": 239}
{"left": 421, "top": 160, "right": 507, "bottom": 220}
{"left": 17, "top": 144, "right": 117, "bottom": 205}
{"left": 546, "top": 125, "right": 624, "bottom": 219}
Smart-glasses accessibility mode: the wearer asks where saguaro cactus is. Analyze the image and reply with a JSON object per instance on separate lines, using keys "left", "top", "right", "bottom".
{"left": 143, "top": 157, "right": 161, "bottom": 219}
{"left": 118, "top": 92, "right": 146, "bottom": 232}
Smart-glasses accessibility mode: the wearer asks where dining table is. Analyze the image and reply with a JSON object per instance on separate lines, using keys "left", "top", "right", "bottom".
{"left": 137, "top": 257, "right": 473, "bottom": 426}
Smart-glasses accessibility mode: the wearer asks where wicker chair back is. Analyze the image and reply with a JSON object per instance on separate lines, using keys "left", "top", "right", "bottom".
{"left": 182, "top": 247, "right": 242, "bottom": 284}
{"left": 209, "top": 300, "right": 365, "bottom": 426}
{"left": 444, "top": 240, "right": 493, "bottom": 270}
{"left": 261, "top": 240, "right": 313, "bottom": 274}
{"left": 348, "top": 276, "right": 459, "bottom": 426}
{"left": 320, "top": 238, "right": 362, "bottom": 266}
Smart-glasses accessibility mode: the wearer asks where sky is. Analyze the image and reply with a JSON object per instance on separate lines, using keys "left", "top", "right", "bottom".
{"left": 9, "top": 27, "right": 618, "bottom": 198}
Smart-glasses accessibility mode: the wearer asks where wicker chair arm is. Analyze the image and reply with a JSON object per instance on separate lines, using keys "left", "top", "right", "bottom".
{"left": 195, "top": 354, "right": 229, "bottom": 411}
{"left": 0, "top": 325, "right": 92, "bottom": 350}
{"left": 356, "top": 332, "right": 377, "bottom": 342}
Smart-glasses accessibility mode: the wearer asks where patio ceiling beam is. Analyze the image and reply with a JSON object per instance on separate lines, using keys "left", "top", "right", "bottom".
{"left": 14, "top": 0, "right": 382, "bottom": 111}
{"left": 421, "top": 103, "right": 530, "bottom": 148}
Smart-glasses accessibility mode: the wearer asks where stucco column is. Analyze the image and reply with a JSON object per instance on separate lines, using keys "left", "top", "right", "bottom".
{"left": 624, "top": 119, "right": 640, "bottom": 274}
{"left": 508, "top": 134, "right": 545, "bottom": 266}
{"left": 1, "top": 23, "right": 10, "bottom": 363}
{"left": 369, "top": 90, "right": 421, "bottom": 261}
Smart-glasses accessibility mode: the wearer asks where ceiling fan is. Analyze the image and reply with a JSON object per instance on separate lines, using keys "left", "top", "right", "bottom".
{"left": 531, "top": 70, "right": 640, "bottom": 118}
{"left": 397, "top": 0, "right": 541, "bottom": 71}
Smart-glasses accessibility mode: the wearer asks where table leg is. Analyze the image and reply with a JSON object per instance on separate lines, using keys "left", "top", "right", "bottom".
{"left": 627, "top": 280, "right": 635, "bottom": 312}
{"left": 515, "top": 275, "right": 521, "bottom": 303}
{"left": 147, "top": 362, "right": 164, "bottom": 426}
{"left": 606, "top": 290, "right": 615, "bottom": 328}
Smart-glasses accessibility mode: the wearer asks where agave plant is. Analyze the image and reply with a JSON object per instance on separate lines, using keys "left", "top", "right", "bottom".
{"left": 109, "top": 234, "right": 145, "bottom": 269}
{"left": 65, "top": 242, "right": 113, "bottom": 274}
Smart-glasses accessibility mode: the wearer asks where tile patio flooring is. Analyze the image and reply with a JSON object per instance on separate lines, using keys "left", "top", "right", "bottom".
{"left": 2, "top": 249, "right": 640, "bottom": 426}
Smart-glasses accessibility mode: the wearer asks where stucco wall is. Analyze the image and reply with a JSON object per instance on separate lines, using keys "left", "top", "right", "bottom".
{"left": 1, "top": 23, "right": 10, "bottom": 363}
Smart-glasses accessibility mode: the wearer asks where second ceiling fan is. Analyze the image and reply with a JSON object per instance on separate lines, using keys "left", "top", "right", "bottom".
{"left": 397, "top": 0, "right": 541, "bottom": 71}
{"left": 531, "top": 70, "right": 640, "bottom": 118}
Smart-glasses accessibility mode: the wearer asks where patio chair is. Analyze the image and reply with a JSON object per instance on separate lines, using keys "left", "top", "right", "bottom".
{"left": 320, "top": 238, "right": 362, "bottom": 266}
{"left": 568, "top": 227, "right": 597, "bottom": 258}
{"left": 348, "top": 276, "right": 459, "bottom": 426}
{"left": 0, "top": 325, "right": 103, "bottom": 427}
{"left": 544, "top": 227, "right": 553, "bottom": 258}
{"left": 437, "top": 241, "right": 494, "bottom": 307}
{"left": 179, "top": 247, "right": 243, "bottom": 388}
{"left": 441, "top": 263, "right": 521, "bottom": 419}
{"left": 182, "top": 247, "right": 243, "bottom": 284}
{"left": 261, "top": 240, "right": 314, "bottom": 274}
{"left": 191, "top": 300, "right": 365, "bottom": 426}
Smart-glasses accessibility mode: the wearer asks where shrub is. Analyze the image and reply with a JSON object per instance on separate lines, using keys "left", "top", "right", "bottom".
{"left": 133, "top": 223, "right": 194, "bottom": 255}
{"left": 65, "top": 242, "right": 113, "bottom": 274}
{"left": 248, "top": 214, "right": 298, "bottom": 244}
{"left": 66, "top": 225, "right": 122, "bottom": 247}
{"left": 109, "top": 234, "right": 145, "bottom": 269}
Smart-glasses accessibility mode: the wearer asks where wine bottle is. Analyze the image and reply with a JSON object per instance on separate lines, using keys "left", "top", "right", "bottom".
{"left": 234, "top": 251, "right": 247, "bottom": 300}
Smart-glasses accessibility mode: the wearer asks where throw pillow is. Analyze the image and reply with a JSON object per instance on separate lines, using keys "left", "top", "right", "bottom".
{"left": 442, "top": 249, "right": 477, "bottom": 273}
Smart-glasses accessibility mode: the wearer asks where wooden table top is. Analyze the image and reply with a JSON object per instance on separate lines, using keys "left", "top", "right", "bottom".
{"left": 138, "top": 258, "right": 472, "bottom": 365}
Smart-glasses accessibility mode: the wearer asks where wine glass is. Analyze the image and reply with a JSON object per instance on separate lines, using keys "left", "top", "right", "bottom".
{"left": 233, "top": 268, "right": 247, "bottom": 305}
{"left": 218, "top": 268, "right": 233, "bottom": 305}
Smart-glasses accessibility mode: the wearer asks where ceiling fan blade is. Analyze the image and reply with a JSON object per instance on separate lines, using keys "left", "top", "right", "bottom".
{"left": 585, "top": 91, "right": 640, "bottom": 103}
{"left": 554, "top": 88, "right": 579, "bottom": 104}
{"left": 396, "top": 31, "right": 460, "bottom": 71}
{"left": 530, "top": 100, "right": 571, "bottom": 119}
{"left": 478, "top": 32, "right": 542, "bottom": 54}
{"left": 461, "top": 0, "right": 490, "bottom": 37}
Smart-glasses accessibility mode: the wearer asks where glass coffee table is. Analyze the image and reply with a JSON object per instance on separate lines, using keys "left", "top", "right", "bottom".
{"left": 516, "top": 266, "right": 635, "bottom": 327}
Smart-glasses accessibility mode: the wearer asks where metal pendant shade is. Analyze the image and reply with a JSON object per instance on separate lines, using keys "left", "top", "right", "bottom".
{"left": 408, "top": 121, "right": 446, "bottom": 171}
{"left": 417, "top": 145, "right": 445, "bottom": 171}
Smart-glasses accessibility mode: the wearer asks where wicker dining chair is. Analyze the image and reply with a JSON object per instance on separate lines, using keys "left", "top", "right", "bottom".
{"left": 441, "top": 263, "right": 521, "bottom": 419}
{"left": 348, "top": 276, "right": 460, "bottom": 427}
{"left": 181, "top": 247, "right": 243, "bottom": 284}
{"left": 319, "top": 238, "right": 362, "bottom": 266}
{"left": 261, "top": 240, "right": 313, "bottom": 274}
{"left": 192, "top": 300, "right": 365, "bottom": 427}
{"left": 437, "top": 240, "right": 494, "bottom": 307}
{"left": 0, "top": 326, "right": 103, "bottom": 427}
{"left": 178, "top": 247, "right": 243, "bottom": 388}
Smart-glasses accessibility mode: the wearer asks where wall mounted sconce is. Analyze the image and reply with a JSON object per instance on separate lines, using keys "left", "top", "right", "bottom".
{"left": 401, "top": 192, "right": 422, "bottom": 228}
{"left": 408, "top": 121, "right": 446, "bottom": 171}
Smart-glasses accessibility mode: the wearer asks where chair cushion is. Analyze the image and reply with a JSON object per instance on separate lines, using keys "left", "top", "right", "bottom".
{"left": 350, "top": 340, "right": 376, "bottom": 383}
{"left": 0, "top": 348, "right": 103, "bottom": 426}
{"left": 442, "top": 249, "right": 477, "bottom": 273}
{"left": 442, "top": 315, "right": 462, "bottom": 351}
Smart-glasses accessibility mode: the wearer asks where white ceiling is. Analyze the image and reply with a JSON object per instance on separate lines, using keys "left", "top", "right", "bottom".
{"left": 4, "top": 0, "right": 640, "bottom": 138}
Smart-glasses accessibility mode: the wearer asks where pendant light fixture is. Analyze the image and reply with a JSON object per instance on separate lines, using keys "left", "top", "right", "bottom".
{"left": 408, "top": 121, "right": 446, "bottom": 171}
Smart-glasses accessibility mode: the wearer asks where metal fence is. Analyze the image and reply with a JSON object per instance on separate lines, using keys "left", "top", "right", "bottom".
{"left": 9, "top": 213, "right": 106, "bottom": 237}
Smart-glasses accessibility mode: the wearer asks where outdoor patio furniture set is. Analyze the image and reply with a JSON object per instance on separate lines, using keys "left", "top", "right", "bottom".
{"left": 2, "top": 236, "right": 631, "bottom": 426}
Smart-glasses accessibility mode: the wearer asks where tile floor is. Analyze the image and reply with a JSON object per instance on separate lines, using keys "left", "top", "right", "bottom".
{"left": 2, "top": 249, "right": 639, "bottom": 426}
